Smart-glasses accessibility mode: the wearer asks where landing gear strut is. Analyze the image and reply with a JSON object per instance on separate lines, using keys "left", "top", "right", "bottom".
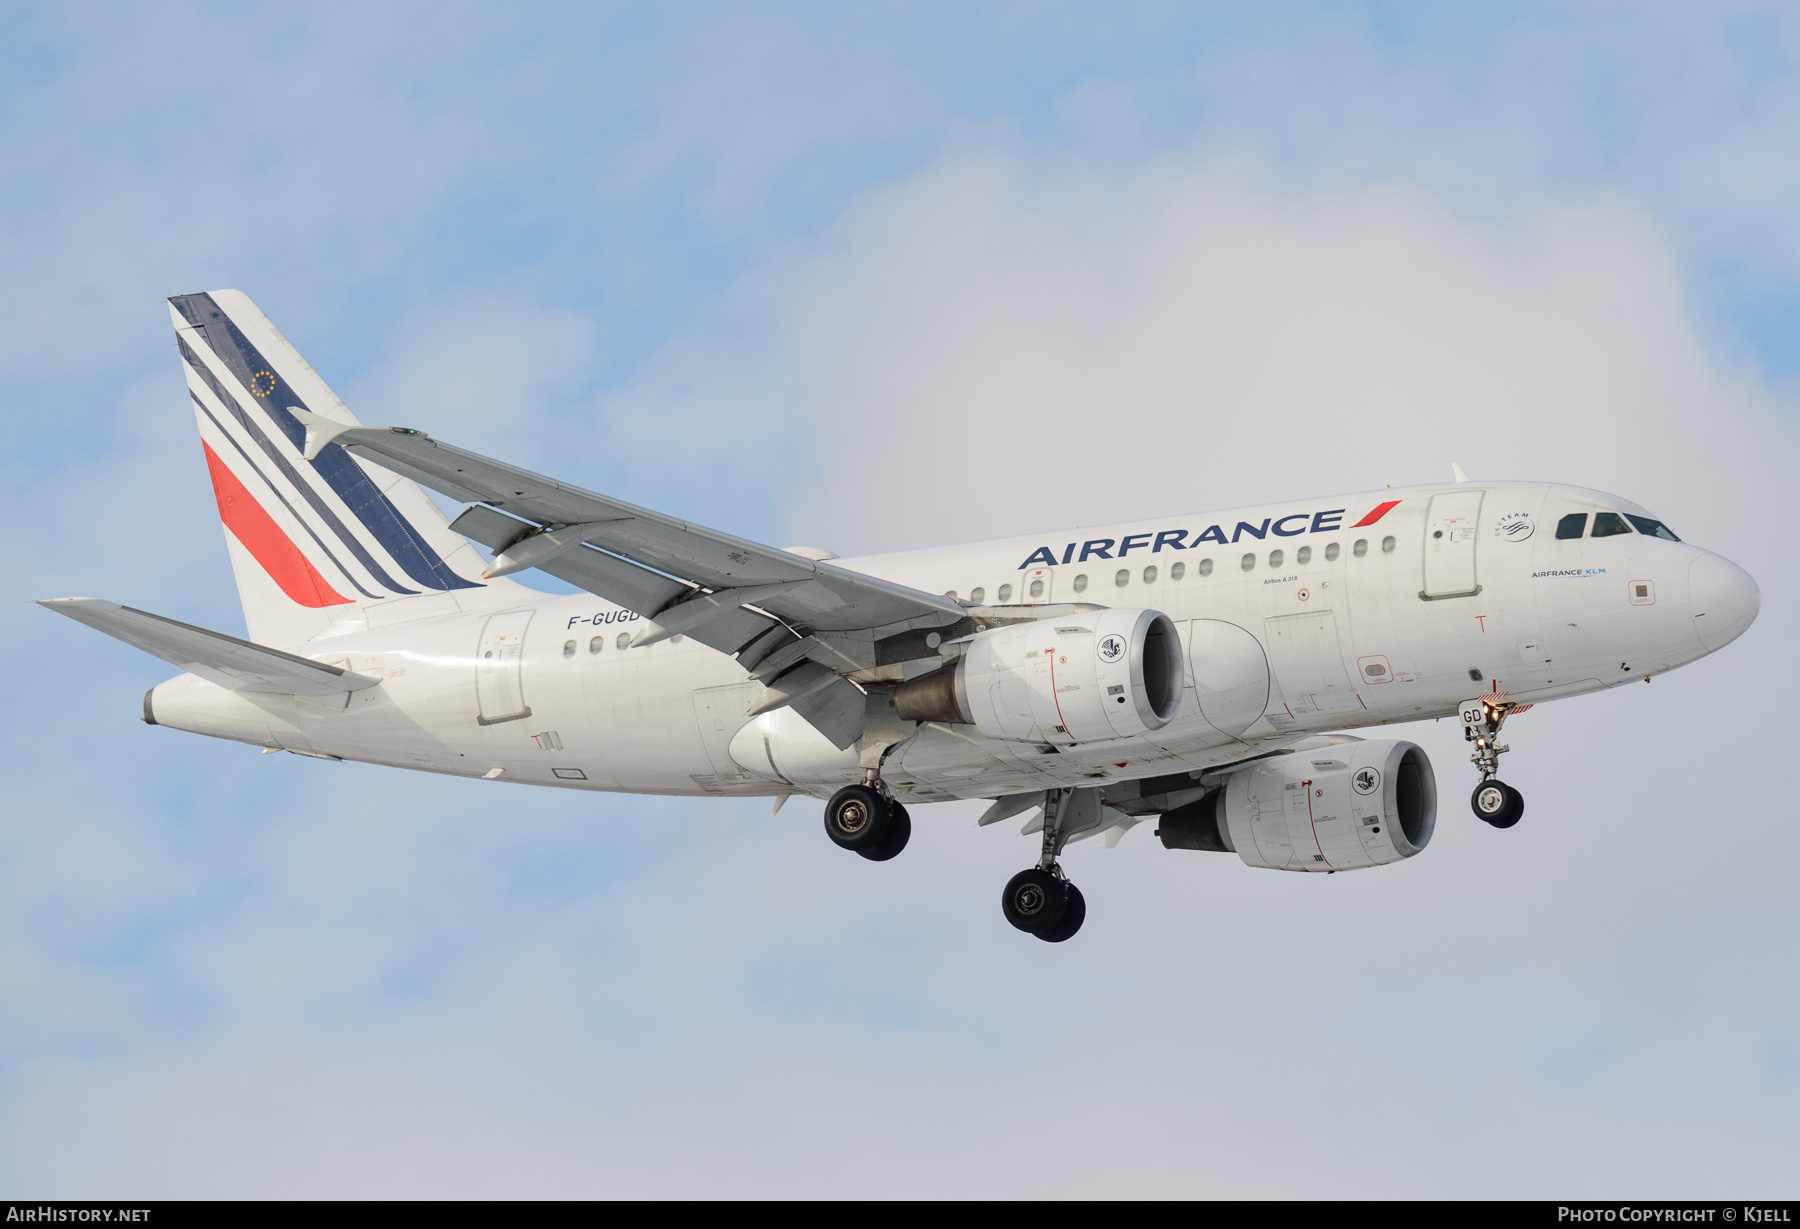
{"left": 1461, "top": 696, "right": 1525, "bottom": 828}
{"left": 824, "top": 773, "right": 912, "bottom": 861}
{"left": 1001, "top": 788, "right": 1087, "bottom": 942}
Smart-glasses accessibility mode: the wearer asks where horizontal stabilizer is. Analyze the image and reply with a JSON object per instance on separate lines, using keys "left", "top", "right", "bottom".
{"left": 38, "top": 598, "right": 380, "bottom": 696}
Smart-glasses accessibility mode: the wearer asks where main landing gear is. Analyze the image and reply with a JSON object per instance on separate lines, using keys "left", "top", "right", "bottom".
{"left": 1001, "top": 788, "right": 1088, "bottom": 943}
{"left": 1461, "top": 696, "right": 1525, "bottom": 829}
{"left": 824, "top": 778, "right": 912, "bottom": 862}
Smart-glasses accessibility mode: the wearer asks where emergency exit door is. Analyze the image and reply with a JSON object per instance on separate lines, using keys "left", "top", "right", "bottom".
{"left": 476, "top": 610, "right": 534, "bottom": 725}
{"left": 1422, "top": 490, "right": 1483, "bottom": 599}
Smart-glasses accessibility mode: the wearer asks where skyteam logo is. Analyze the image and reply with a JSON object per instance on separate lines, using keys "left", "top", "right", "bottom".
{"left": 1352, "top": 767, "right": 1381, "bottom": 795}
{"left": 1096, "top": 634, "right": 1126, "bottom": 664}
{"left": 1494, "top": 511, "right": 1534, "bottom": 542}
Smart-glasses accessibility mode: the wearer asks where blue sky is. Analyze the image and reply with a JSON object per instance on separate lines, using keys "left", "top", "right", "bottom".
{"left": 3, "top": 2, "right": 1797, "bottom": 1196}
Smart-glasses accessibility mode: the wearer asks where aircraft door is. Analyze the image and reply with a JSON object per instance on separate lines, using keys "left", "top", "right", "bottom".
{"left": 1423, "top": 490, "right": 1484, "bottom": 599}
{"left": 1021, "top": 566, "right": 1053, "bottom": 604}
{"left": 1264, "top": 610, "right": 1364, "bottom": 717}
{"left": 475, "top": 610, "right": 534, "bottom": 725}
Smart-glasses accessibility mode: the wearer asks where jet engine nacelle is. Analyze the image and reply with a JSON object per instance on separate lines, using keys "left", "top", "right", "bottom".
{"left": 1159, "top": 739, "right": 1437, "bottom": 872}
{"left": 894, "top": 607, "right": 1183, "bottom": 745}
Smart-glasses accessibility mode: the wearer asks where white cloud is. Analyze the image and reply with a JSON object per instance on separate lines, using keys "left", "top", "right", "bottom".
{"left": 781, "top": 155, "right": 1782, "bottom": 555}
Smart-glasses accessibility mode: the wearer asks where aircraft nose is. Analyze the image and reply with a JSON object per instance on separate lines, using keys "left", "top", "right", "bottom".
{"left": 1688, "top": 552, "right": 1760, "bottom": 652}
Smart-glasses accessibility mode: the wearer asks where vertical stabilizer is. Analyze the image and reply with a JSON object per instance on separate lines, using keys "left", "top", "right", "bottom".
{"left": 170, "top": 290, "right": 500, "bottom": 646}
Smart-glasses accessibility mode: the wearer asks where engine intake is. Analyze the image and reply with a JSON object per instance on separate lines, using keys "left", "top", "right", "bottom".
{"left": 1159, "top": 739, "right": 1436, "bottom": 871}
{"left": 894, "top": 607, "right": 1183, "bottom": 745}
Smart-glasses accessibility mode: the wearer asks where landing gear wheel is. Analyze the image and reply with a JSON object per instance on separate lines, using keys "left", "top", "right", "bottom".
{"left": 824, "top": 784, "right": 891, "bottom": 852}
{"left": 1036, "top": 882, "right": 1086, "bottom": 943}
{"left": 858, "top": 802, "right": 911, "bottom": 862}
{"left": 1471, "top": 780, "right": 1524, "bottom": 828}
{"left": 1002, "top": 868, "right": 1067, "bottom": 935}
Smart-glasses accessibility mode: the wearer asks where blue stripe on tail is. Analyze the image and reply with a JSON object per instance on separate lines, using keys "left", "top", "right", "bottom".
{"left": 170, "top": 294, "right": 481, "bottom": 593}
{"left": 179, "top": 335, "right": 415, "bottom": 597}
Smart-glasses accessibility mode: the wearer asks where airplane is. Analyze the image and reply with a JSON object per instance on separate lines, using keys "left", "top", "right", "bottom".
{"left": 41, "top": 290, "right": 1761, "bottom": 943}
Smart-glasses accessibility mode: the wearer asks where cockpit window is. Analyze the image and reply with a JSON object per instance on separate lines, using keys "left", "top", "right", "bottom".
{"left": 1626, "top": 514, "right": 1680, "bottom": 541}
{"left": 1555, "top": 513, "right": 1588, "bottom": 540}
{"left": 1591, "top": 512, "right": 1632, "bottom": 538}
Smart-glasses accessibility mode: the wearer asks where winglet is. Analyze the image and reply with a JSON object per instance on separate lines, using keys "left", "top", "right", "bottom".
{"left": 1451, "top": 461, "right": 1469, "bottom": 484}
{"left": 289, "top": 407, "right": 358, "bottom": 460}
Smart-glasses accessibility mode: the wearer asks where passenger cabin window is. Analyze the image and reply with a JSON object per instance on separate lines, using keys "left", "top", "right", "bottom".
{"left": 1198, "top": 558, "right": 1213, "bottom": 577}
{"left": 1170, "top": 561, "right": 1185, "bottom": 581}
{"left": 1029, "top": 578, "right": 1044, "bottom": 598}
{"left": 1141, "top": 566, "right": 1157, "bottom": 584}
{"left": 1382, "top": 535, "right": 1396, "bottom": 553}
{"left": 1324, "top": 542, "right": 1340, "bottom": 562}
{"left": 563, "top": 639, "right": 576, "bottom": 658}
{"left": 998, "top": 584, "right": 1013, "bottom": 602}
{"left": 944, "top": 590, "right": 958, "bottom": 601}
{"left": 1072, "top": 573, "right": 1089, "bottom": 592}
{"left": 1592, "top": 512, "right": 1632, "bottom": 538}
{"left": 1240, "top": 553, "right": 1256, "bottom": 572}
{"left": 970, "top": 587, "right": 985, "bottom": 604}
{"left": 1268, "top": 549, "right": 1283, "bottom": 569}
{"left": 589, "top": 636, "right": 604, "bottom": 654}
{"left": 1114, "top": 569, "right": 1130, "bottom": 587}
{"left": 1353, "top": 539, "right": 1368, "bottom": 558}
{"left": 616, "top": 632, "right": 631, "bottom": 650}
{"left": 1296, "top": 545, "right": 1312, "bottom": 565}
{"left": 1627, "top": 514, "right": 1680, "bottom": 541}
{"left": 1556, "top": 513, "right": 1588, "bottom": 540}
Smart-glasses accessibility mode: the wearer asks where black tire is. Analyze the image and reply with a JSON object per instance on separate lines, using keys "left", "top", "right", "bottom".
{"left": 1002, "top": 868, "right": 1067, "bottom": 934}
{"left": 859, "top": 802, "right": 911, "bottom": 861}
{"left": 1037, "top": 883, "right": 1086, "bottom": 943}
{"left": 1471, "top": 780, "right": 1524, "bottom": 828}
{"left": 824, "top": 784, "right": 891, "bottom": 851}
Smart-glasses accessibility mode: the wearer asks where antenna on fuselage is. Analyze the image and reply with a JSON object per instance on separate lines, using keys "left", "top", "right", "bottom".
{"left": 1451, "top": 461, "right": 1469, "bottom": 483}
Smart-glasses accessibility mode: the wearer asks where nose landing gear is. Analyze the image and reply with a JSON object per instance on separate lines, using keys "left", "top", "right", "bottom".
{"left": 1461, "top": 695, "right": 1526, "bottom": 828}
{"left": 1471, "top": 779, "right": 1524, "bottom": 828}
{"left": 1001, "top": 788, "right": 1089, "bottom": 942}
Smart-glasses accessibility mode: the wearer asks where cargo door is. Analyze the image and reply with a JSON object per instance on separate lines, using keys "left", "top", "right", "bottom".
{"left": 1263, "top": 610, "right": 1364, "bottom": 718}
{"left": 1423, "top": 490, "right": 1484, "bottom": 599}
{"left": 475, "top": 610, "right": 534, "bottom": 725}
{"left": 693, "top": 682, "right": 761, "bottom": 786}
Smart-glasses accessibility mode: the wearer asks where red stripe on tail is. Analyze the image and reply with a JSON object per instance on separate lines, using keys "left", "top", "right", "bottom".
{"left": 1351, "top": 500, "right": 1402, "bottom": 527}
{"left": 202, "top": 442, "right": 351, "bottom": 608}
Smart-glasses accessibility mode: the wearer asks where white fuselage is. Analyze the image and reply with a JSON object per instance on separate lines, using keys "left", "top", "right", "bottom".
{"left": 147, "top": 481, "right": 1757, "bottom": 804}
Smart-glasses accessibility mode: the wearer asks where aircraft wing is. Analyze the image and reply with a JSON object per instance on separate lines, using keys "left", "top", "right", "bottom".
{"left": 294, "top": 415, "right": 967, "bottom": 748}
{"left": 39, "top": 598, "right": 381, "bottom": 697}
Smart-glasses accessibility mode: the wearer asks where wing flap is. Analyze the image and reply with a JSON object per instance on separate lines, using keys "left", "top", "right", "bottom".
{"left": 40, "top": 598, "right": 380, "bottom": 696}
{"left": 325, "top": 426, "right": 964, "bottom": 635}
